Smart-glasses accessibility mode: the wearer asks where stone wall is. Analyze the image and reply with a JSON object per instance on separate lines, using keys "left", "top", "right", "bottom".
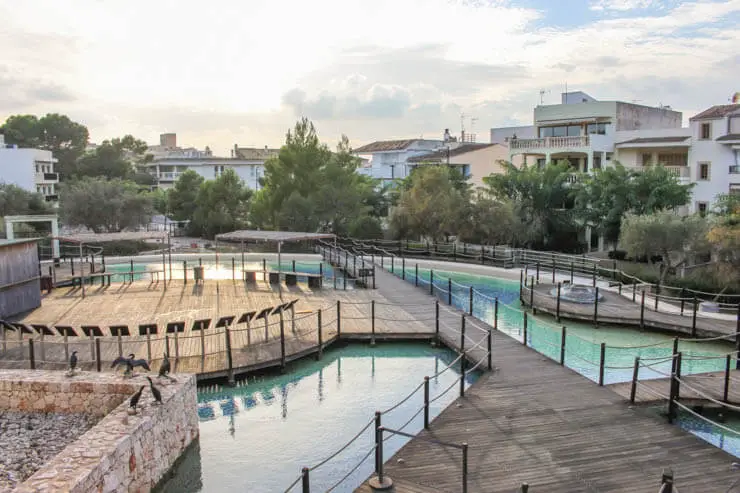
{"left": 0, "top": 370, "right": 198, "bottom": 493}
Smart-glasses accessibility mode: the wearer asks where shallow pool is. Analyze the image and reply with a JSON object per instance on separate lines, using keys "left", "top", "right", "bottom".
{"left": 675, "top": 408, "right": 740, "bottom": 458}
{"left": 402, "top": 267, "right": 733, "bottom": 384}
{"left": 156, "top": 343, "right": 477, "bottom": 492}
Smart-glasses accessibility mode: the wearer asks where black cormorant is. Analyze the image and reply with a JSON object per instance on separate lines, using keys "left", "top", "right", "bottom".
{"left": 130, "top": 385, "right": 146, "bottom": 412}
{"left": 146, "top": 376, "right": 162, "bottom": 404}
{"left": 112, "top": 354, "right": 151, "bottom": 376}
{"left": 69, "top": 351, "right": 78, "bottom": 371}
{"left": 158, "top": 353, "right": 171, "bottom": 379}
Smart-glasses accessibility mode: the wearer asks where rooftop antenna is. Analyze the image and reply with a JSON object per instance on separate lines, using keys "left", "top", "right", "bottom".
{"left": 539, "top": 89, "right": 550, "bottom": 105}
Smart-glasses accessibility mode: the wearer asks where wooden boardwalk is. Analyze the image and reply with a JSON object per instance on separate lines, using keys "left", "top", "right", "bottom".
{"left": 0, "top": 278, "right": 434, "bottom": 379}
{"left": 524, "top": 282, "right": 737, "bottom": 338}
{"left": 609, "top": 370, "right": 740, "bottom": 405}
{"left": 357, "top": 268, "right": 740, "bottom": 492}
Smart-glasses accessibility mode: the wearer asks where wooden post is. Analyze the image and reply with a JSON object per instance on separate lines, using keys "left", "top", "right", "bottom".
{"left": 95, "top": 338, "right": 101, "bottom": 372}
{"left": 724, "top": 354, "right": 731, "bottom": 402}
{"left": 680, "top": 288, "right": 686, "bottom": 315}
{"left": 225, "top": 327, "right": 234, "bottom": 384}
{"left": 415, "top": 264, "right": 419, "bottom": 287}
{"left": 519, "top": 270, "right": 523, "bottom": 303}
{"left": 570, "top": 261, "right": 574, "bottom": 283}
{"left": 592, "top": 264, "right": 596, "bottom": 287}
{"left": 640, "top": 290, "right": 646, "bottom": 329}
{"left": 423, "top": 376, "right": 430, "bottom": 429}
{"left": 593, "top": 287, "right": 599, "bottom": 327}
{"left": 691, "top": 296, "right": 698, "bottom": 337}
{"left": 430, "top": 270, "right": 434, "bottom": 295}
{"left": 232, "top": 258, "right": 235, "bottom": 281}
{"left": 536, "top": 261, "right": 540, "bottom": 283}
{"left": 198, "top": 322, "right": 204, "bottom": 361}
{"left": 487, "top": 328, "right": 492, "bottom": 370}
{"left": 560, "top": 326, "right": 566, "bottom": 365}
{"left": 522, "top": 312, "right": 528, "bottom": 346}
{"left": 556, "top": 282, "right": 562, "bottom": 322}
{"left": 460, "top": 315, "right": 466, "bottom": 398}
{"left": 468, "top": 286, "right": 474, "bottom": 316}
{"left": 402, "top": 257, "right": 406, "bottom": 280}
{"left": 668, "top": 371, "right": 679, "bottom": 424}
{"left": 336, "top": 300, "right": 341, "bottom": 337}
{"left": 675, "top": 352, "right": 682, "bottom": 400}
{"left": 632, "top": 281, "right": 636, "bottom": 302}
{"left": 447, "top": 278, "right": 452, "bottom": 305}
{"left": 598, "top": 342, "right": 606, "bottom": 386}
{"left": 493, "top": 298, "right": 499, "bottom": 331}
{"left": 671, "top": 337, "right": 679, "bottom": 375}
{"left": 655, "top": 280, "right": 660, "bottom": 311}
{"left": 372, "top": 265, "right": 376, "bottom": 289}
{"left": 552, "top": 253, "right": 556, "bottom": 283}
{"left": 317, "top": 310, "right": 323, "bottom": 360}
{"left": 735, "top": 331, "right": 740, "bottom": 371}
{"left": 279, "top": 311, "right": 286, "bottom": 372}
{"left": 292, "top": 259, "right": 296, "bottom": 272}
{"left": 174, "top": 330, "right": 179, "bottom": 360}
{"left": 529, "top": 277, "right": 535, "bottom": 312}
{"left": 371, "top": 300, "right": 376, "bottom": 346}
{"left": 129, "top": 259, "right": 134, "bottom": 283}
{"left": 630, "top": 357, "right": 640, "bottom": 403}
{"left": 301, "top": 467, "right": 310, "bottom": 493}
{"left": 183, "top": 261, "right": 188, "bottom": 285}
{"left": 28, "top": 339, "right": 35, "bottom": 370}
{"left": 374, "top": 411, "right": 382, "bottom": 474}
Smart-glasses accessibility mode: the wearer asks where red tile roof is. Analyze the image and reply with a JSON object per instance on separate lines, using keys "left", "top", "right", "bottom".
{"left": 407, "top": 144, "right": 496, "bottom": 163}
{"left": 690, "top": 104, "right": 740, "bottom": 121}
{"left": 353, "top": 140, "right": 418, "bottom": 153}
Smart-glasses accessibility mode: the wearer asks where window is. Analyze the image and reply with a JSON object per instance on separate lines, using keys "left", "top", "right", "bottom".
{"left": 698, "top": 162, "right": 710, "bottom": 180}
{"left": 700, "top": 122, "right": 711, "bottom": 140}
{"left": 566, "top": 125, "right": 581, "bottom": 137}
{"left": 586, "top": 123, "right": 610, "bottom": 135}
{"left": 642, "top": 153, "right": 652, "bottom": 166}
{"left": 539, "top": 127, "right": 553, "bottom": 138}
{"left": 658, "top": 153, "right": 687, "bottom": 167}
{"left": 593, "top": 156, "right": 602, "bottom": 170}
{"left": 538, "top": 125, "right": 582, "bottom": 138}
{"left": 696, "top": 202, "right": 708, "bottom": 216}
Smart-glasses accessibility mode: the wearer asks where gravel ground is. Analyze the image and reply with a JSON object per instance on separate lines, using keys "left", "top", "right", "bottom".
{"left": 0, "top": 411, "right": 97, "bottom": 492}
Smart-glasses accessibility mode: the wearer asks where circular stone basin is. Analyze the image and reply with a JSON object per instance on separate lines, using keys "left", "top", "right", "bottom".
{"left": 549, "top": 283, "right": 604, "bottom": 304}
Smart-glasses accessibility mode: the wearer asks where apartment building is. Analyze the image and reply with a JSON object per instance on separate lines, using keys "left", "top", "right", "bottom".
{"left": 406, "top": 143, "right": 510, "bottom": 189}
{"left": 354, "top": 138, "right": 447, "bottom": 184}
{"left": 0, "top": 133, "right": 59, "bottom": 202}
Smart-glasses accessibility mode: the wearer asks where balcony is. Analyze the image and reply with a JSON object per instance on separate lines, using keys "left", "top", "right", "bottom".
{"left": 730, "top": 165, "right": 740, "bottom": 174}
{"left": 510, "top": 136, "right": 590, "bottom": 151}
{"left": 35, "top": 172, "right": 58, "bottom": 182}
{"left": 633, "top": 165, "right": 691, "bottom": 184}
{"left": 158, "top": 172, "right": 183, "bottom": 181}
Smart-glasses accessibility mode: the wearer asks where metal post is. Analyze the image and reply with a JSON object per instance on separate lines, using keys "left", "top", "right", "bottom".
{"left": 640, "top": 290, "right": 646, "bottom": 328}
{"left": 487, "top": 328, "right": 492, "bottom": 370}
{"left": 435, "top": 300, "right": 440, "bottom": 344}
{"left": 462, "top": 443, "right": 468, "bottom": 493}
{"left": 301, "top": 467, "right": 310, "bottom": 493}
{"left": 225, "top": 327, "right": 234, "bottom": 384}
{"left": 279, "top": 311, "right": 286, "bottom": 371}
{"left": 523, "top": 312, "right": 528, "bottom": 346}
{"left": 691, "top": 296, "right": 698, "bottom": 337}
{"left": 183, "top": 260, "right": 187, "bottom": 285}
{"left": 560, "top": 326, "right": 566, "bottom": 365}
{"left": 402, "top": 257, "right": 405, "bottom": 280}
{"left": 415, "top": 264, "right": 419, "bottom": 287}
{"left": 536, "top": 261, "right": 540, "bottom": 282}
{"left": 95, "top": 338, "right": 101, "bottom": 372}
{"left": 231, "top": 258, "right": 235, "bottom": 281}
{"left": 598, "top": 342, "right": 606, "bottom": 386}
{"left": 371, "top": 300, "right": 376, "bottom": 346}
{"left": 630, "top": 356, "right": 640, "bottom": 403}
{"left": 724, "top": 354, "right": 731, "bottom": 402}
{"left": 570, "top": 261, "right": 574, "bottom": 283}
{"left": 430, "top": 270, "right": 434, "bottom": 295}
{"left": 28, "top": 339, "right": 35, "bottom": 370}
{"left": 374, "top": 411, "right": 382, "bottom": 474}
{"left": 460, "top": 315, "right": 466, "bottom": 397}
{"left": 468, "top": 286, "right": 473, "bottom": 316}
{"left": 447, "top": 278, "right": 452, "bottom": 305}
{"left": 493, "top": 297, "right": 499, "bottom": 331}
{"left": 423, "top": 376, "right": 430, "bottom": 429}
{"left": 556, "top": 282, "right": 562, "bottom": 322}
{"left": 593, "top": 287, "right": 599, "bottom": 327}
{"left": 337, "top": 300, "right": 341, "bottom": 337}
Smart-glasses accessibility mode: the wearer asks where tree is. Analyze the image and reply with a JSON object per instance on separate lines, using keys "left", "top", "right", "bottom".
{"left": 462, "top": 194, "right": 522, "bottom": 245}
{"left": 59, "top": 178, "right": 153, "bottom": 233}
{"left": 484, "top": 161, "right": 581, "bottom": 251}
{"left": 168, "top": 170, "right": 205, "bottom": 221}
{"left": 1, "top": 114, "right": 89, "bottom": 179}
{"left": 619, "top": 212, "right": 709, "bottom": 284}
{"left": 74, "top": 135, "right": 151, "bottom": 180}
{"left": 348, "top": 215, "right": 384, "bottom": 239}
{"left": 707, "top": 193, "right": 740, "bottom": 290}
{"left": 389, "top": 165, "right": 467, "bottom": 241}
{"left": 0, "top": 183, "right": 53, "bottom": 217}
{"left": 630, "top": 165, "right": 694, "bottom": 215}
{"left": 190, "top": 169, "right": 251, "bottom": 238}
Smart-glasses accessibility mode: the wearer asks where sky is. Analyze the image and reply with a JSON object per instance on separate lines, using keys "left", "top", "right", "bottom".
{"left": 1, "top": 0, "right": 738, "bottom": 155}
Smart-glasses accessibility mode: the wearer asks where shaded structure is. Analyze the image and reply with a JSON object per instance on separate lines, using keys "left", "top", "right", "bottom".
{"left": 0, "top": 239, "right": 41, "bottom": 318}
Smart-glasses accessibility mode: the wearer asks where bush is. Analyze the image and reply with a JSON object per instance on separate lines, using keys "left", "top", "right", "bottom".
{"left": 608, "top": 250, "right": 627, "bottom": 260}
{"left": 99, "top": 240, "right": 163, "bottom": 256}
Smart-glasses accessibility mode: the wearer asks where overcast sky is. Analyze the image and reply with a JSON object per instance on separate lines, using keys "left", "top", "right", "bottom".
{"left": 1, "top": 0, "right": 738, "bottom": 155}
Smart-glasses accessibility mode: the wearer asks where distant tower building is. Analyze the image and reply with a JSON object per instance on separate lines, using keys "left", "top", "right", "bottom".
{"left": 160, "top": 133, "right": 177, "bottom": 148}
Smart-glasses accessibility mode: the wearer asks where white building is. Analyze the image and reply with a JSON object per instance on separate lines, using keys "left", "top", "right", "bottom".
{"left": 0, "top": 133, "right": 59, "bottom": 202}
{"left": 354, "top": 137, "right": 448, "bottom": 183}
{"left": 686, "top": 104, "right": 740, "bottom": 213}
{"left": 506, "top": 91, "right": 682, "bottom": 172}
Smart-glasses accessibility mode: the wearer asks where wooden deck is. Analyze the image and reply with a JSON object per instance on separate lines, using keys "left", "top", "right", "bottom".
{"left": 609, "top": 370, "right": 740, "bottom": 405}
{"left": 356, "top": 268, "right": 740, "bottom": 492}
{"left": 0, "top": 278, "right": 434, "bottom": 379}
{"left": 524, "top": 282, "right": 738, "bottom": 338}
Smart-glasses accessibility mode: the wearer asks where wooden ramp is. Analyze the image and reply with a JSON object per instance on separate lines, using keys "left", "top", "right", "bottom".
{"left": 356, "top": 268, "right": 740, "bottom": 493}
{"left": 524, "top": 283, "right": 737, "bottom": 338}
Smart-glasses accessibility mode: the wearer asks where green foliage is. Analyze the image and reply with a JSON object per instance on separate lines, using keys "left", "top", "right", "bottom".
{"left": 168, "top": 170, "right": 205, "bottom": 221}
{"left": 389, "top": 166, "right": 468, "bottom": 241}
{"left": 484, "top": 161, "right": 581, "bottom": 250}
{"left": 59, "top": 177, "right": 154, "bottom": 233}
{"left": 630, "top": 166, "right": 694, "bottom": 215}
{"left": 619, "top": 212, "right": 709, "bottom": 283}
{"left": 348, "top": 215, "right": 384, "bottom": 240}
{"left": 461, "top": 195, "right": 522, "bottom": 245}
{"left": 74, "top": 135, "right": 150, "bottom": 180}
{"left": 251, "top": 119, "right": 379, "bottom": 234}
{"left": 96, "top": 240, "right": 162, "bottom": 256}
{"left": 190, "top": 169, "right": 251, "bottom": 239}
{"left": 1, "top": 114, "right": 89, "bottom": 178}
{"left": 0, "top": 183, "right": 53, "bottom": 217}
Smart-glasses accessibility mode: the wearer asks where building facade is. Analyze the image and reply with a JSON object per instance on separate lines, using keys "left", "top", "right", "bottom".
{"left": 0, "top": 133, "right": 59, "bottom": 202}
{"left": 354, "top": 139, "right": 447, "bottom": 183}
{"left": 406, "top": 143, "right": 510, "bottom": 190}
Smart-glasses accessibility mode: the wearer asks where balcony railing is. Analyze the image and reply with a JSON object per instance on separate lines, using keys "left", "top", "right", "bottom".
{"left": 730, "top": 165, "right": 740, "bottom": 174}
{"left": 633, "top": 165, "right": 691, "bottom": 181}
{"left": 158, "top": 172, "right": 183, "bottom": 181}
{"left": 510, "top": 136, "right": 590, "bottom": 151}
{"left": 35, "top": 172, "right": 58, "bottom": 182}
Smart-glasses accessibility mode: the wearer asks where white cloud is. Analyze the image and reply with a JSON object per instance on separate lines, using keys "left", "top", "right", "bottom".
{"left": 590, "top": 0, "right": 663, "bottom": 11}
{"left": 0, "top": 0, "right": 738, "bottom": 152}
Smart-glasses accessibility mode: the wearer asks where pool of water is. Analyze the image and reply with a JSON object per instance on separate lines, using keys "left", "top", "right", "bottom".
{"left": 156, "top": 343, "right": 477, "bottom": 493}
{"left": 399, "top": 267, "right": 733, "bottom": 385}
{"left": 675, "top": 408, "right": 740, "bottom": 458}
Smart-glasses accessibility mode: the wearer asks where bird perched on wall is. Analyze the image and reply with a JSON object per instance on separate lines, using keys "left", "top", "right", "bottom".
{"left": 129, "top": 385, "right": 145, "bottom": 414}
{"left": 69, "top": 351, "right": 78, "bottom": 372}
{"left": 111, "top": 353, "right": 151, "bottom": 378}
{"left": 146, "top": 376, "right": 162, "bottom": 404}
{"left": 158, "top": 353, "right": 174, "bottom": 381}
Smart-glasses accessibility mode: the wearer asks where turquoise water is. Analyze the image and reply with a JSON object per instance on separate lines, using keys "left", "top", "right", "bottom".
{"left": 156, "top": 343, "right": 477, "bottom": 493}
{"left": 675, "top": 408, "right": 740, "bottom": 458}
{"left": 394, "top": 266, "right": 733, "bottom": 385}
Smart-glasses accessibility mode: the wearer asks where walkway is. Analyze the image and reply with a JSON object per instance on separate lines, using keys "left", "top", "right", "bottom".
{"left": 524, "top": 282, "right": 738, "bottom": 338}
{"left": 357, "top": 267, "right": 740, "bottom": 492}
{"left": 609, "top": 370, "right": 740, "bottom": 405}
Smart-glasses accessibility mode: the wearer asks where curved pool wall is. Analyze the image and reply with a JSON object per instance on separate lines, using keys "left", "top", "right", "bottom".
{"left": 156, "top": 343, "right": 478, "bottom": 492}
{"left": 395, "top": 265, "right": 733, "bottom": 385}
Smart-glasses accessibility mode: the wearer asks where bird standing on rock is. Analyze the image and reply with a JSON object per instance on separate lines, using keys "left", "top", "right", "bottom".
{"left": 69, "top": 351, "right": 78, "bottom": 373}
{"left": 129, "top": 386, "right": 145, "bottom": 414}
{"left": 158, "top": 353, "right": 173, "bottom": 381}
{"left": 146, "top": 376, "right": 162, "bottom": 404}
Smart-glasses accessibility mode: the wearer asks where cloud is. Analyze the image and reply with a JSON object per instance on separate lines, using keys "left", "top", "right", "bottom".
{"left": 590, "top": 0, "right": 663, "bottom": 11}
{"left": 0, "top": 66, "right": 77, "bottom": 111}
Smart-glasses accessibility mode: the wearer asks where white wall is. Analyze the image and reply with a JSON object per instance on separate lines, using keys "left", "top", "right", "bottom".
{"left": 490, "top": 126, "right": 535, "bottom": 144}
{"left": 689, "top": 119, "right": 739, "bottom": 211}
{"left": 0, "top": 148, "right": 54, "bottom": 192}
